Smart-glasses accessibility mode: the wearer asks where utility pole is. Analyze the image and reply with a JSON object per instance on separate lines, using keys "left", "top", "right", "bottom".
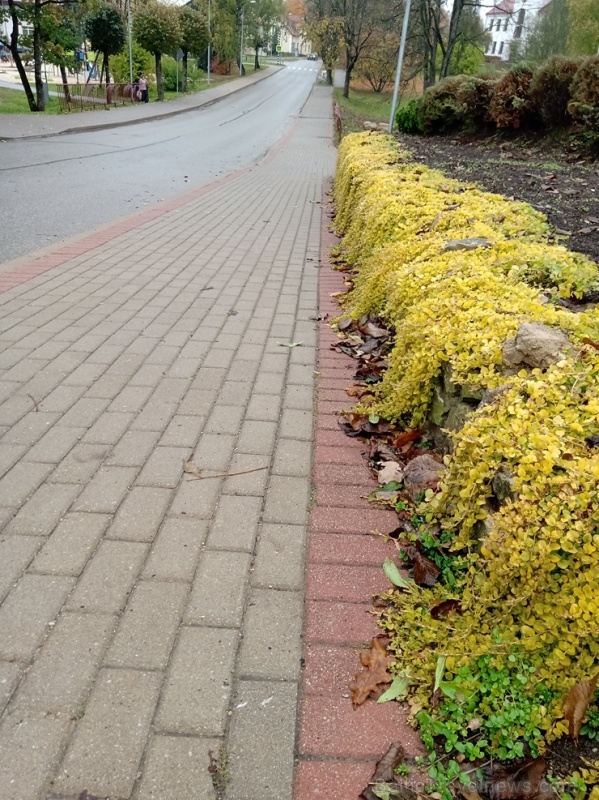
{"left": 127, "top": 0, "right": 133, "bottom": 94}
{"left": 207, "top": 0, "right": 211, "bottom": 84}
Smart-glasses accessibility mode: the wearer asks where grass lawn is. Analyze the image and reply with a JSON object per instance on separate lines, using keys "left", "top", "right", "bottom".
{"left": 0, "top": 86, "right": 61, "bottom": 114}
{"left": 334, "top": 87, "right": 393, "bottom": 134}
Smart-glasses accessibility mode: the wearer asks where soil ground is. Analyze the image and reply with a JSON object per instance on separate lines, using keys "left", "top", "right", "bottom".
{"left": 396, "top": 133, "right": 599, "bottom": 264}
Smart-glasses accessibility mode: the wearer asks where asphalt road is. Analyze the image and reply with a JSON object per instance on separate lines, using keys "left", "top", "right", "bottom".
{"left": 0, "top": 63, "right": 321, "bottom": 264}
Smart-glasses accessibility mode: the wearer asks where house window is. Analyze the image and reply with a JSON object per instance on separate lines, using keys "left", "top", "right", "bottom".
{"left": 503, "top": 17, "right": 508, "bottom": 30}
{"left": 491, "top": 40, "right": 497, "bottom": 53}
{"left": 513, "top": 8, "right": 526, "bottom": 38}
{"left": 499, "top": 41, "right": 504, "bottom": 54}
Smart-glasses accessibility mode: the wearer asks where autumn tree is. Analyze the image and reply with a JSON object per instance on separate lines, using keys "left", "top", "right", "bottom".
{"left": 569, "top": 0, "right": 599, "bottom": 55}
{"left": 245, "top": 0, "right": 282, "bottom": 69}
{"left": 41, "top": 5, "right": 83, "bottom": 100}
{"left": 304, "top": 15, "right": 343, "bottom": 84}
{"left": 85, "top": 4, "right": 126, "bottom": 84}
{"left": 178, "top": 5, "right": 209, "bottom": 90}
{"left": 524, "top": 0, "right": 569, "bottom": 62}
{"left": 133, "top": 2, "right": 182, "bottom": 100}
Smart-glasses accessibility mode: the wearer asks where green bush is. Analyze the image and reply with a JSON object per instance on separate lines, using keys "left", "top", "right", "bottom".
{"left": 568, "top": 55, "right": 599, "bottom": 156}
{"left": 395, "top": 98, "right": 423, "bottom": 134}
{"left": 489, "top": 64, "right": 534, "bottom": 129}
{"left": 111, "top": 41, "right": 153, "bottom": 83}
{"left": 529, "top": 55, "right": 582, "bottom": 128}
{"left": 456, "top": 76, "right": 497, "bottom": 131}
{"left": 160, "top": 55, "right": 203, "bottom": 91}
{"left": 419, "top": 76, "right": 468, "bottom": 135}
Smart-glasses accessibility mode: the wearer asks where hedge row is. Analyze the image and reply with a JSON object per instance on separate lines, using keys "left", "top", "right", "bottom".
{"left": 396, "top": 55, "right": 599, "bottom": 149}
{"left": 333, "top": 132, "right": 599, "bottom": 774}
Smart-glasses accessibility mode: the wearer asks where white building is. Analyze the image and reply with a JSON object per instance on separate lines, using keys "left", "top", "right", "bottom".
{"left": 278, "top": 14, "right": 312, "bottom": 57}
{"left": 484, "top": 0, "right": 550, "bottom": 61}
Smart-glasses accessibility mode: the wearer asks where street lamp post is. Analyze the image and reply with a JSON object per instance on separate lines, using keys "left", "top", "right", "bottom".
{"left": 127, "top": 0, "right": 133, "bottom": 95}
{"left": 207, "top": 0, "right": 211, "bottom": 84}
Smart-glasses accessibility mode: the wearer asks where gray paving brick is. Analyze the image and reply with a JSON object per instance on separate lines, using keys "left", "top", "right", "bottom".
{"left": 192, "top": 432, "right": 236, "bottom": 471}
{"left": 105, "top": 429, "right": 161, "bottom": 466}
{"left": 238, "top": 588, "right": 303, "bottom": 681}
{"left": 55, "top": 668, "right": 161, "bottom": 798}
{"left": 287, "top": 362, "right": 316, "bottom": 385}
{"left": 170, "top": 475, "right": 222, "bottom": 518}
{"left": 130, "top": 400, "right": 178, "bottom": 432}
{"left": 1, "top": 412, "right": 60, "bottom": 447}
{"left": 0, "top": 710, "right": 71, "bottom": 800}
{"left": 130, "top": 362, "right": 167, "bottom": 387}
{"left": 222, "top": 453, "right": 269, "bottom": 497}
{"left": 236, "top": 420, "right": 277, "bottom": 455}
{"left": 0, "top": 574, "right": 74, "bottom": 660}
{"left": 59, "top": 397, "right": 110, "bottom": 428}
{"left": 3, "top": 483, "right": 81, "bottom": 537}
{"left": 203, "top": 405, "right": 244, "bottom": 435}
{"left": 105, "top": 581, "right": 187, "bottom": 669}
{"left": 142, "top": 518, "right": 207, "bottom": 582}
{"left": 66, "top": 540, "right": 148, "bottom": 614}
{"left": 245, "top": 393, "right": 281, "bottom": 422}
{"left": 85, "top": 371, "right": 130, "bottom": 400}
{"left": 11, "top": 612, "right": 116, "bottom": 714}
{"left": 206, "top": 495, "right": 262, "bottom": 551}
{"left": 0, "top": 661, "right": 21, "bottom": 714}
{"left": 107, "top": 384, "right": 154, "bottom": 413}
{"left": 279, "top": 408, "right": 313, "bottom": 441}
{"left": 155, "top": 626, "right": 238, "bottom": 735}
{"left": 82, "top": 411, "right": 134, "bottom": 444}
{"left": 0, "top": 443, "right": 27, "bottom": 480}
{"left": 26, "top": 425, "right": 84, "bottom": 463}
{"left": 48, "top": 443, "right": 109, "bottom": 484}
{"left": 272, "top": 437, "right": 313, "bottom": 478}
{"left": 29, "top": 512, "right": 110, "bottom": 576}
{"left": 252, "top": 523, "right": 306, "bottom": 591}
{"left": 136, "top": 735, "right": 218, "bottom": 800}
{"left": 0, "top": 535, "right": 44, "bottom": 602}
{"left": 106, "top": 486, "right": 172, "bottom": 542}
{"left": 160, "top": 414, "right": 205, "bottom": 447}
{"left": 226, "top": 359, "right": 260, "bottom": 382}
{"left": 0, "top": 394, "right": 36, "bottom": 427}
{"left": 217, "top": 380, "right": 253, "bottom": 407}
{"left": 191, "top": 367, "right": 228, "bottom": 391}
{"left": 38, "top": 384, "right": 86, "bottom": 413}
{"left": 137, "top": 445, "right": 189, "bottom": 487}
{"left": 283, "top": 383, "right": 314, "bottom": 410}
{"left": 72, "top": 466, "right": 137, "bottom": 513}
{"left": 185, "top": 550, "right": 250, "bottom": 627}
{"left": 225, "top": 680, "right": 297, "bottom": 800}
{"left": 178, "top": 388, "right": 218, "bottom": 416}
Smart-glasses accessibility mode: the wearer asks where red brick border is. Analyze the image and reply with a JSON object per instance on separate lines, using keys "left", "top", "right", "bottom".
{"left": 294, "top": 184, "right": 422, "bottom": 799}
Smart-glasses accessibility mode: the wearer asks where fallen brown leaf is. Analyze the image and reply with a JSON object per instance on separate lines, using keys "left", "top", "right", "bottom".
{"left": 485, "top": 757, "right": 553, "bottom": 800}
{"left": 403, "top": 545, "right": 440, "bottom": 587}
{"left": 349, "top": 638, "right": 393, "bottom": 707}
{"left": 430, "top": 599, "right": 461, "bottom": 619}
{"left": 564, "top": 673, "right": 599, "bottom": 740}
{"left": 393, "top": 429, "right": 425, "bottom": 448}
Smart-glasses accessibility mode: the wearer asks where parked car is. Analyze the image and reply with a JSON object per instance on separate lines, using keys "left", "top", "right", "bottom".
{"left": 307, "top": 53, "right": 317, "bottom": 61}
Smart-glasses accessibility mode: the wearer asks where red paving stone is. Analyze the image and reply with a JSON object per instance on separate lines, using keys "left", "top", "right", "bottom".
{"left": 310, "top": 507, "right": 397, "bottom": 535}
{"left": 306, "top": 564, "right": 389, "bottom": 603}
{"left": 295, "top": 760, "right": 376, "bottom": 800}
{"left": 308, "top": 532, "right": 397, "bottom": 566}
{"left": 294, "top": 184, "right": 420, "bottom": 799}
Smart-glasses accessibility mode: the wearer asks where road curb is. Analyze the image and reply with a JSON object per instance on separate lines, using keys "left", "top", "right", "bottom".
{"left": 0, "top": 65, "right": 284, "bottom": 141}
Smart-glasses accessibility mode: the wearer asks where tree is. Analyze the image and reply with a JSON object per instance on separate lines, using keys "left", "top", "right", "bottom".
{"left": 446, "top": 5, "right": 489, "bottom": 76}
{"left": 133, "top": 2, "right": 182, "bottom": 101}
{"left": 85, "top": 4, "right": 126, "bottom": 84}
{"left": 41, "top": 5, "right": 83, "bottom": 101}
{"left": 569, "top": 0, "right": 599, "bottom": 55}
{"left": 525, "top": 0, "right": 569, "bottom": 62}
{"left": 246, "top": 0, "right": 282, "bottom": 70}
{"left": 179, "top": 5, "right": 209, "bottom": 91}
{"left": 304, "top": 15, "right": 342, "bottom": 84}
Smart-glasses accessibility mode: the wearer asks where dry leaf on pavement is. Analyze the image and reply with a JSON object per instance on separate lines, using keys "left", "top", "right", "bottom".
{"left": 349, "top": 638, "right": 394, "bottom": 707}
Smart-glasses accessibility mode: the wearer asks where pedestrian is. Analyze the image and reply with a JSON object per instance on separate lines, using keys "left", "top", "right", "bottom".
{"left": 139, "top": 74, "right": 149, "bottom": 103}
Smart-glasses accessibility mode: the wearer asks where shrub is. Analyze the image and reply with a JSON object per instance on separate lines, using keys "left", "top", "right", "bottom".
{"left": 529, "top": 55, "right": 582, "bottom": 128}
{"left": 111, "top": 41, "right": 153, "bottom": 83}
{"left": 489, "top": 64, "right": 534, "bottom": 129}
{"left": 569, "top": 56, "right": 599, "bottom": 155}
{"left": 419, "top": 76, "right": 468, "bottom": 135}
{"left": 456, "top": 76, "right": 497, "bottom": 131}
{"left": 333, "top": 131, "right": 599, "bottom": 767}
{"left": 160, "top": 55, "right": 203, "bottom": 91}
{"left": 395, "top": 98, "right": 423, "bottom": 134}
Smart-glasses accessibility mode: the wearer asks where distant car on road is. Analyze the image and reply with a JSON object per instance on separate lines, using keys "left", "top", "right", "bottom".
{"left": 307, "top": 53, "right": 317, "bottom": 61}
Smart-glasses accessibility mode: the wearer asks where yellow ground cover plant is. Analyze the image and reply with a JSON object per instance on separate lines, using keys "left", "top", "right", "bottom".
{"left": 333, "top": 132, "right": 599, "bottom": 787}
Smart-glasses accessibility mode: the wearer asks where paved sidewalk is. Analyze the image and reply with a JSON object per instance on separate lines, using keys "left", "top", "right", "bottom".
{"left": 0, "top": 84, "right": 335, "bottom": 800}
{"left": 0, "top": 65, "right": 282, "bottom": 140}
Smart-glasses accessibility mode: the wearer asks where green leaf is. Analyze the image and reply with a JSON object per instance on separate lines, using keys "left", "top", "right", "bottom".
{"left": 380, "top": 481, "right": 401, "bottom": 492}
{"left": 372, "top": 784, "right": 395, "bottom": 800}
{"left": 278, "top": 341, "right": 303, "bottom": 347}
{"left": 369, "top": 412, "right": 380, "bottom": 424}
{"left": 383, "top": 558, "right": 412, "bottom": 589}
{"left": 434, "top": 655, "right": 447, "bottom": 693}
{"left": 378, "top": 675, "right": 410, "bottom": 703}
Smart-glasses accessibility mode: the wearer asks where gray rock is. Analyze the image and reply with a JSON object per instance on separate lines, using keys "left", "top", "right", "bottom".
{"left": 502, "top": 322, "right": 572, "bottom": 371}
{"left": 445, "top": 402, "right": 472, "bottom": 432}
{"left": 363, "top": 121, "right": 378, "bottom": 131}
{"left": 404, "top": 454, "right": 445, "bottom": 501}
{"left": 429, "top": 387, "right": 446, "bottom": 426}
{"left": 492, "top": 466, "right": 516, "bottom": 504}
{"left": 376, "top": 122, "right": 389, "bottom": 132}
{"left": 442, "top": 238, "right": 490, "bottom": 252}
